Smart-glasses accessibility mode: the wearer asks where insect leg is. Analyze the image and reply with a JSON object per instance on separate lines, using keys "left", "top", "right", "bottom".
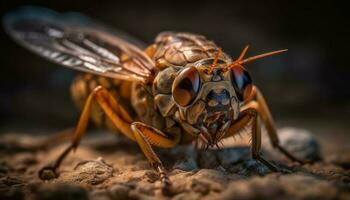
{"left": 39, "top": 86, "right": 134, "bottom": 180}
{"left": 240, "top": 101, "right": 279, "bottom": 171}
{"left": 222, "top": 104, "right": 278, "bottom": 171}
{"left": 245, "top": 85, "right": 308, "bottom": 164}
{"left": 225, "top": 112, "right": 253, "bottom": 137}
{"left": 131, "top": 122, "right": 181, "bottom": 193}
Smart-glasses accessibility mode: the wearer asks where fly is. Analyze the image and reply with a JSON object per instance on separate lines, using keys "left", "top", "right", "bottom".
{"left": 3, "top": 6, "right": 308, "bottom": 194}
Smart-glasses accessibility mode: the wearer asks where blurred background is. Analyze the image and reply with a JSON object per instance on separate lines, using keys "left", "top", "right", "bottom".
{"left": 0, "top": 1, "right": 349, "bottom": 149}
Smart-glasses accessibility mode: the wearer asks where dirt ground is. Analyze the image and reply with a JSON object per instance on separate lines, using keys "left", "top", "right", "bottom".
{"left": 0, "top": 125, "right": 349, "bottom": 200}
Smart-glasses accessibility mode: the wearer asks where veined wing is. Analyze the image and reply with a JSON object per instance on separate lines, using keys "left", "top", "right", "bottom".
{"left": 3, "top": 6, "right": 154, "bottom": 83}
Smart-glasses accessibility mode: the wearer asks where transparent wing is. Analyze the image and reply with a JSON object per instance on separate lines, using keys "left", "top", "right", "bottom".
{"left": 3, "top": 6, "right": 154, "bottom": 83}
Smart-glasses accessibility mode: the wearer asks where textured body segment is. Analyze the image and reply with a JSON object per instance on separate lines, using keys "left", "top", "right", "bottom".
{"left": 153, "top": 32, "right": 231, "bottom": 68}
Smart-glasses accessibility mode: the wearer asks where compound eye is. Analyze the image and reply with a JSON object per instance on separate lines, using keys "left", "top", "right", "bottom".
{"left": 172, "top": 67, "right": 201, "bottom": 107}
{"left": 230, "top": 65, "right": 252, "bottom": 101}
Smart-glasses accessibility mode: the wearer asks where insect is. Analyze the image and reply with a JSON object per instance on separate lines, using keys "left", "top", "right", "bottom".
{"left": 4, "top": 7, "right": 306, "bottom": 193}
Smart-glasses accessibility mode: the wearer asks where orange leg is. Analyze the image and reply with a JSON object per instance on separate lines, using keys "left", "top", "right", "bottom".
{"left": 131, "top": 122, "right": 180, "bottom": 193}
{"left": 225, "top": 103, "right": 278, "bottom": 171}
{"left": 222, "top": 85, "right": 307, "bottom": 171}
{"left": 39, "top": 85, "right": 181, "bottom": 193}
{"left": 39, "top": 86, "right": 134, "bottom": 180}
{"left": 245, "top": 86, "right": 307, "bottom": 163}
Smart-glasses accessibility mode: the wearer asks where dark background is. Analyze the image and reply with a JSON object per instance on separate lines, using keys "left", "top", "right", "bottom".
{"left": 0, "top": 1, "right": 349, "bottom": 134}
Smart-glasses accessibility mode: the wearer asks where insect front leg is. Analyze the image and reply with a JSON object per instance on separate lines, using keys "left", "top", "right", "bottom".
{"left": 131, "top": 122, "right": 181, "bottom": 194}
{"left": 245, "top": 85, "right": 309, "bottom": 164}
{"left": 241, "top": 102, "right": 279, "bottom": 171}
{"left": 224, "top": 105, "right": 279, "bottom": 171}
{"left": 39, "top": 85, "right": 135, "bottom": 180}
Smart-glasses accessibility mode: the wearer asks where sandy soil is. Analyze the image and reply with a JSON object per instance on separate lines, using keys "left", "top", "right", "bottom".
{"left": 0, "top": 127, "right": 349, "bottom": 200}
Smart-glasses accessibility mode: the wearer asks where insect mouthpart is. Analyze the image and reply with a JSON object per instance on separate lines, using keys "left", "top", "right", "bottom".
{"left": 197, "top": 109, "right": 232, "bottom": 147}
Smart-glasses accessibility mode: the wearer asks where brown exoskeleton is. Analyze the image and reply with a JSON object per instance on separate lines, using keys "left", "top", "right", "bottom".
{"left": 4, "top": 7, "right": 306, "bottom": 192}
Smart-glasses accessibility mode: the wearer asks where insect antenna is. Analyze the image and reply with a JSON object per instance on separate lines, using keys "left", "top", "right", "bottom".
{"left": 229, "top": 46, "right": 288, "bottom": 68}
{"left": 208, "top": 48, "right": 222, "bottom": 74}
{"left": 237, "top": 45, "right": 250, "bottom": 62}
{"left": 239, "top": 49, "right": 288, "bottom": 65}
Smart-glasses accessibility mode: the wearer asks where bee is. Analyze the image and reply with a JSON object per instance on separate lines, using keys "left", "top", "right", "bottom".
{"left": 4, "top": 6, "right": 306, "bottom": 192}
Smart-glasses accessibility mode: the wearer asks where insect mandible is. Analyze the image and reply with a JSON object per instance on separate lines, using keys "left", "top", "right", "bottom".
{"left": 3, "top": 6, "right": 307, "bottom": 193}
